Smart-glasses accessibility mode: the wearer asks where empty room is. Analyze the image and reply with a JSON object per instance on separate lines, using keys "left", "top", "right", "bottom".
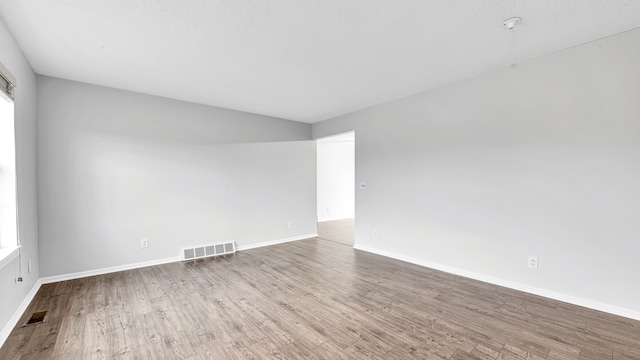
{"left": 1, "top": 1, "right": 640, "bottom": 359}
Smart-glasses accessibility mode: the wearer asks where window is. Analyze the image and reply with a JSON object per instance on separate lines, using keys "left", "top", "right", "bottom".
{"left": 0, "top": 64, "right": 18, "bottom": 268}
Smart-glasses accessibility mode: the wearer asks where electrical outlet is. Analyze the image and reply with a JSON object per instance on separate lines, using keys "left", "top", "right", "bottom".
{"left": 528, "top": 256, "right": 538, "bottom": 269}
{"left": 359, "top": 182, "right": 366, "bottom": 190}
{"left": 373, "top": 229, "right": 378, "bottom": 238}
{"left": 141, "top": 238, "right": 149, "bottom": 249}
{"left": 28, "top": 259, "right": 31, "bottom": 273}
{"left": 287, "top": 221, "right": 292, "bottom": 229}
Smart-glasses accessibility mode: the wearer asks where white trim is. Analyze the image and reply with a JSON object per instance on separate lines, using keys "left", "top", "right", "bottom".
{"left": 353, "top": 244, "right": 640, "bottom": 322}
{"left": 39, "top": 256, "right": 182, "bottom": 284}
{"left": 0, "top": 246, "right": 20, "bottom": 270}
{"left": 237, "top": 233, "right": 317, "bottom": 251}
{"left": 0, "top": 278, "right": 42, "bottom": 347}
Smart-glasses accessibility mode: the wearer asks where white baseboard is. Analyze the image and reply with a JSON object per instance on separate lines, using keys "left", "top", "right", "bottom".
{"left": 0, "top": 278, "right": 43, "bottom": 347}
{"left": 237, "top": 233, "right": 317, "bottom": 251}
{"left": 39, "top": 256, "right": 182, "bottom": 285}
{"left": 354, "top": 244, "right": 640, "bottom": 322}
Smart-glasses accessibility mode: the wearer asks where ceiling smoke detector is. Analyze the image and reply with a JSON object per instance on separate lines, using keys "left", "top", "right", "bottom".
{"left": 503, "top": 17, "right": 521, "bottom": 31}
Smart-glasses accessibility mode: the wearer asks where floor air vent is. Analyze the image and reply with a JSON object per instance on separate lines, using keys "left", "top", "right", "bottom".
{"left": 23, "top": 311, "right": 47, "bottom": 327}
{"left": 182, "top": 241, "right": 235, "bottom": 261}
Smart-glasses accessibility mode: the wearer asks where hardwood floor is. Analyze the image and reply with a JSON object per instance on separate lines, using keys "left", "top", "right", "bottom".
{"left": 1, "top": 238, "right": 639, "bottom": 359}
{"left": 317, "top": 219, "right": 354, "bottom": 246}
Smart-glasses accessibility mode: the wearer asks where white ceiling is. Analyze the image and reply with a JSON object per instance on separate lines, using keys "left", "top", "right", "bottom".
{"left": 1, "top": 1, "right": 640, "bottom": 123}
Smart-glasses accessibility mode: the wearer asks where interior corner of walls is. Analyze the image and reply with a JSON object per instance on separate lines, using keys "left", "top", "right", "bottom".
{"left": 311, "top": 117, "right": 355, "bottom": 140}
{"left": 301, "top": 122, "right": 314, "bottom": 140}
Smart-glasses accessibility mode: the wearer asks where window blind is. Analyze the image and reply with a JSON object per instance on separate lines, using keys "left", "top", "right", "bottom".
{"left": 0, "top": 62, "right": 16, "bottom": 100}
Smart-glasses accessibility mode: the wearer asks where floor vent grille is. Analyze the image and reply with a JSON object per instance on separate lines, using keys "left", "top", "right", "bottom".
{"left": 182, "top": 241, "right": 235, "bottom": 261}
{"left": 23, "top": 311, "right": 47, "bottom": 327}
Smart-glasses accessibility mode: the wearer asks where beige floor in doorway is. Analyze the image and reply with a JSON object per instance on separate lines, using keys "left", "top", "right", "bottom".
{"left": 317, "top": 218, "right": 354, "bottom": 246}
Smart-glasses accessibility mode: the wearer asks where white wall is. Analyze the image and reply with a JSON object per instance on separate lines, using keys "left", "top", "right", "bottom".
{"left": 313, "top": 28, "right": 640, "bottom": 317}
{"left": 37, "top": 76, "right": 316, "bottom": 277}
{"left": 0, "top": 19, "right": 39, "bottom": 337}
{"left": 317, "top": 133, "right": 355, "bottom": 221}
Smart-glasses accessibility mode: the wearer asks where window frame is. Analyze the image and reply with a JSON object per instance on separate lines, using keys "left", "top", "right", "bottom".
{"left": 0, "top": 63, "right": 19, "bottom": 270}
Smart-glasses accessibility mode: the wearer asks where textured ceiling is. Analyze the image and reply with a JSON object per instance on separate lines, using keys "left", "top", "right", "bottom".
{"left": 1, "top": 1, "right": 640, "bottom": 123}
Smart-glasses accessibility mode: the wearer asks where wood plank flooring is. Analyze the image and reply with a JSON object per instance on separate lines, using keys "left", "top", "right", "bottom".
{"left": 317, "top": 219, "right": 354, "bottom": 247}
{"left": 1, "top": 238, "right": 639, "bottom": 359}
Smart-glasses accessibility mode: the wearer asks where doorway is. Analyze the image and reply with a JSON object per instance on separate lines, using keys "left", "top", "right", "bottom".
{"left": 316, "top": 131, "right": 355, "bottom": 246}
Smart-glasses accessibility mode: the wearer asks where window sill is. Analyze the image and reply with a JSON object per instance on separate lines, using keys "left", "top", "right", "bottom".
{"left": 0, "top": 246, "right": 20, "bottom": 270}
